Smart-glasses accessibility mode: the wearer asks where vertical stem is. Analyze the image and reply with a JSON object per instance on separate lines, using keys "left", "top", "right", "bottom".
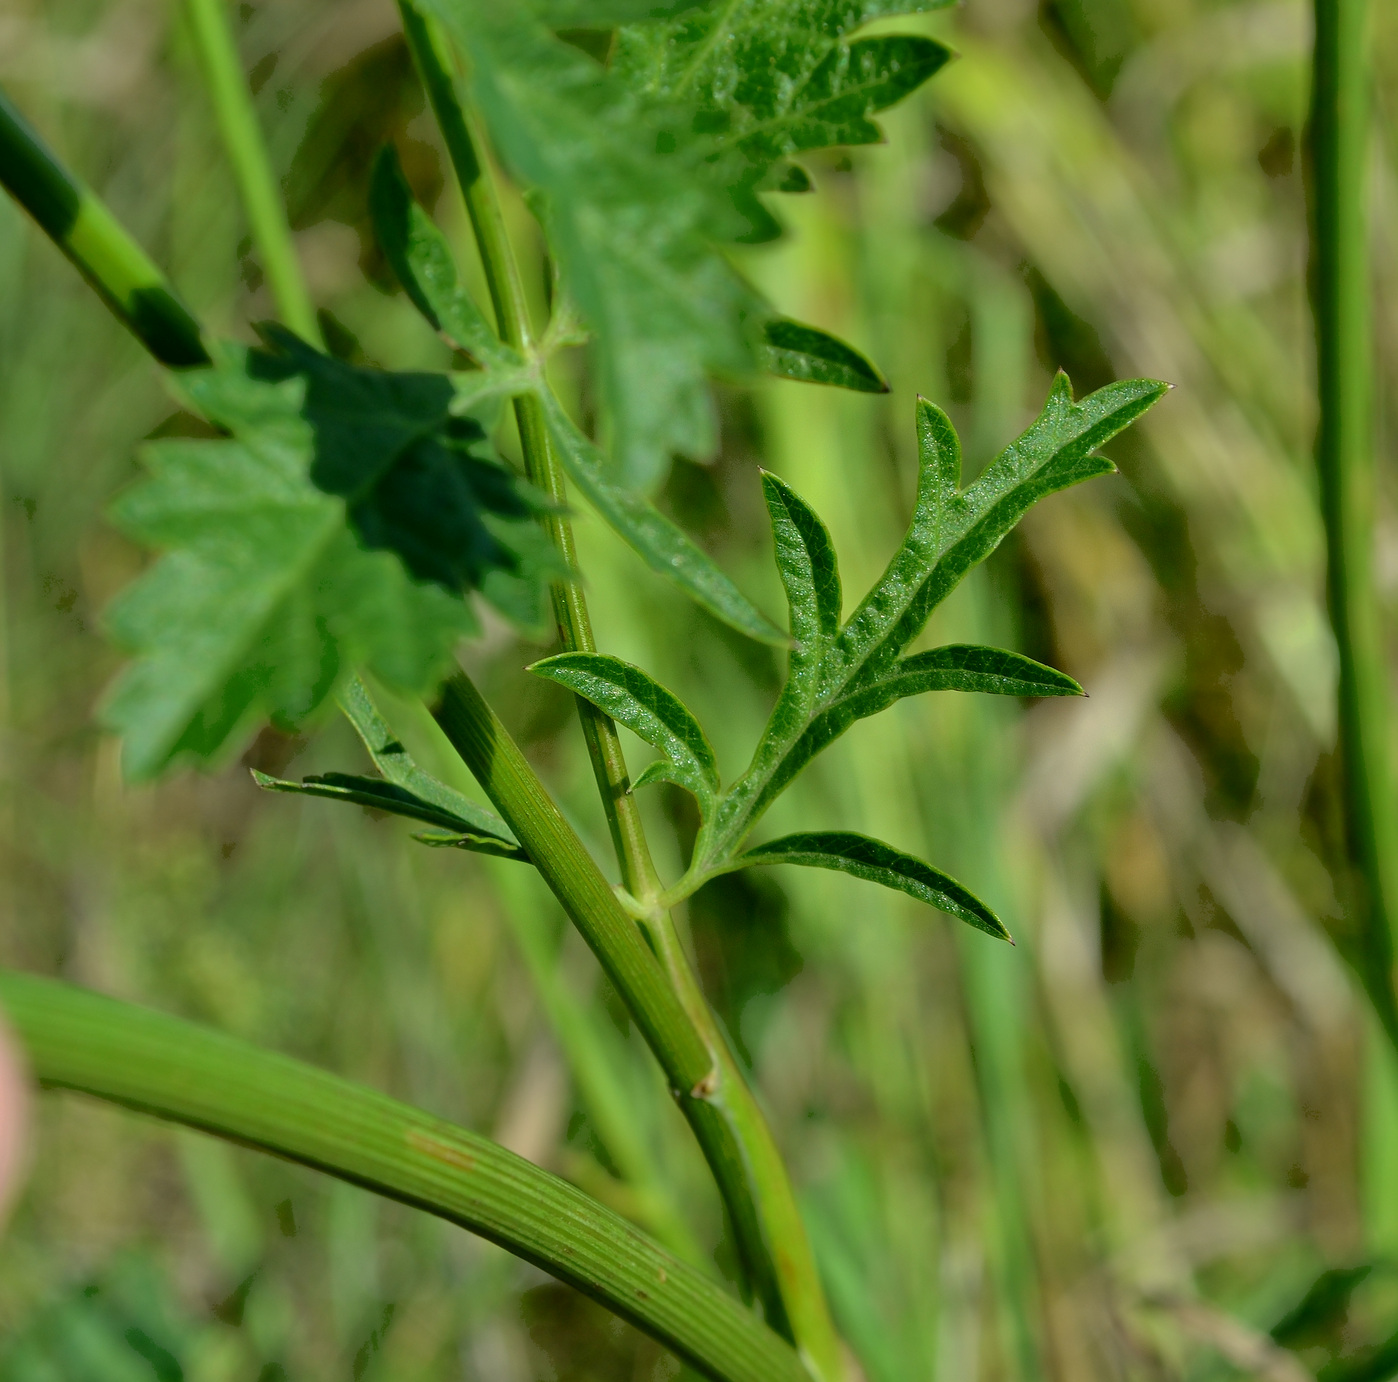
{"left": 400, "top": 13, "right": 845, "bottom": 1374}
{"left": 1310, "top": 0, "right": 1398, "bottom": 1040}
{"left": 396, "top": 0, "right": 650, "bottom": 893}
{"left": 0, "top": 87, "right": 208, "bottom": 366}
{"left": 183, "top": 0, "right": 322, "bottom": 347}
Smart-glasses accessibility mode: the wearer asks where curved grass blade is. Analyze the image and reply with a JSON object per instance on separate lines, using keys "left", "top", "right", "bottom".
{"left": 760, "top": 318, "right": 888, "bottom": 394}
{"left": 0, "top": 970, "right": 810, "bottom": 1382}
{"left": 251, "top": 769, "right": 528, "bottom": 859}
{"left": 369, "top": 145, "right": 516, "bottom": 368}
{"left": 530, "top": 652, "right": 719, "bottom": 812}
{"left": 738, "top": 831, "right": 1010, "bottom": 942}
{"left": 536, "top": 390, "right": 787, "bottom": 646}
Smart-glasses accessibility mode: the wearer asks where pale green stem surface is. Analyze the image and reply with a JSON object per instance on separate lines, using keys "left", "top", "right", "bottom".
{"left": 1310, "top": 0, "right": 1398, "bottom": 1041}
{"left": 183, "top": 0, "right": 322, "bottom": 346}
{"left": 0, "top": 969, "right": 809, "bottom": 1382}
{"left": 402, "top": 10, "right": 843, "bottom": 1375}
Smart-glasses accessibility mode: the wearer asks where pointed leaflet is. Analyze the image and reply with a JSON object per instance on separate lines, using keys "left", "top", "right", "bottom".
{"left": 337, "top": 674, "right": 522, "bottom": 848}
{"left": 614, "top": 2, "right": 954, "bottom": 242}
{"left": 426, "top": 0, "right": 760, "bottom": 490}
{"left": 760, "top": 471, "right": 841, "bottom": 733}
{"left": 702, "top": 376, "right": 1165, "bottom": 867}
{"left": 538, "top": 390, "right": 787, "bottom": 644}
{"left": 760, "top": 318, "right": 888, "bottom": 393}
{"left": 530, "top": 653, "right": 720, "bottom": 812}
{"left": 739, "top": 832, "right": 1010, "bottom": 941}
{"left": 102, "top": 351, "right": 477, "bottom": 780}
{"left": 369, "top": 145, "right": 516, "bottom": 368}
{"left": 252, "top": 769, "right": 529, "bottom": 859}
{"left": 830, "top": 377, "right": 1169, "bottom": 691}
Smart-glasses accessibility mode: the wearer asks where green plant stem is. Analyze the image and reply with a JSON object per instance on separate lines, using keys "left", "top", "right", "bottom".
{"left": 0, "top": 86, "right": 208, "bottom": 366}
{"left": 435, "top": 675, "right": 847, "bottom": 1379}
{"left": 396, "top": 0, "right": 646, "bottom": 889}
{"left": 0, "top": 969, "right": 808, "bottom": 1382}
{"left": 1310, "top": 0, "right": 1398, "bottom": 1041}
{"left": 183, "top": 0, "right": 322, "bottom": 346}
{"left": 403, "top": 13, "right": 844, "bottom": 1372}
{"left": 489, "top": 859, "right": 706, "bottom": 1266}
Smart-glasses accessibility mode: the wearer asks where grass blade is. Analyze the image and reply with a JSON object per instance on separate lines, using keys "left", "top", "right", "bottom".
{"left": 0, "top": 970, "right": 809, "bottom": 1382}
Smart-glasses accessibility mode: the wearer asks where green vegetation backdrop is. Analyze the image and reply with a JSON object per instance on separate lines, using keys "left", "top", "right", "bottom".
{"left": 2, "top": 1, "right": 1398, "bottom": 1380}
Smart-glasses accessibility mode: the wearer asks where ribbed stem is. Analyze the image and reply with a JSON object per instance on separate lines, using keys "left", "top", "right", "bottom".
{"left": 403, "top": 12, "right": 844, "bottom": 1371}
{"left": 0, "top": 970, "right": 809, "bottom": 1382}
{"left": 1310, "top": 0, "right": 1398, "bottom": 1040}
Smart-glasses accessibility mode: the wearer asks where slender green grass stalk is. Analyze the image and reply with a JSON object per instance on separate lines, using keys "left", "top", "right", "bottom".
{"left": 1310, "top": 0, "right": 1398, "bottom": 1041}
{"left": 0, "top": 86, "right": 207, "bottom": 366}
{"left": 182, "top": 0, "right": 322, "bottom": 346}
{"left": 403, "top": 11, "right": 844, "bottom": 1374}
{"left": 0, "top": 969, "right": 808, "bottom": 1382}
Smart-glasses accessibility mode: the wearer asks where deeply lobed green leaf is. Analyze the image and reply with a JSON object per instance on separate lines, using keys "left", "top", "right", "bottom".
{"left": 614, "top": 0, "right": 954, "bottom": 242}
{"left": 102, "top": 341, "right": 556, "bottom": 779}
{"left": 698, "top": 374, "right": 1166, "bottom": 882}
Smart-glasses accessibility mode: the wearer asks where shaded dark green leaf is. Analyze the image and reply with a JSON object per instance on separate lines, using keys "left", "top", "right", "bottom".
{"left": 538, "top": 391, "right": 787, "bottom": 644}
{"left": 102, "top": 348, "right": 478, "bottom": 780}
{"left": 252, "top": 769, "right": 527, "bottom": 858}
{"left": 738, "top": 831, "right": 1009, "bottom": 941}
{"left": 369, "top": 145, "right": 514, "bottom": 367}
{"left": 760, "top": 318, "right": 888, "bottom": 393}
{"left": 529, "top": 652, "right": 720, "bottom": 810}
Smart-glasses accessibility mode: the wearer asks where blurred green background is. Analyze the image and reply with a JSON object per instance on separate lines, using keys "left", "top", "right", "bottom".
{"left": 3, "top": 0, "right": 1398, "bottom": 1378}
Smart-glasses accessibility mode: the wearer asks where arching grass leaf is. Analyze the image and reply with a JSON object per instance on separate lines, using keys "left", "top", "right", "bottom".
{"left": 760, "top": 319, "right": 888, "bottom": 393}
{"left": 738, "top": 831, "right": 1010, "bottom": 941}
{"left": 530, "top": 652, "right": 720, "bottom": 813}
{"left": 369, "top": 144, "right": 516, "bottom": 367}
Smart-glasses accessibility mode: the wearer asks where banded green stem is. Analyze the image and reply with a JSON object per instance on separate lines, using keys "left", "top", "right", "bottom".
{"left": 1310, "top": 0, "right": 1398, "bottom": 1040}
{"left": 404, "top": 12, "right": 843, "bottom": 1371}
{"left": 0, "top": 969, "right": 808, "bottom": 1382}
{"left": 0, "top": 86, "right": 207, "bottom": 367}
